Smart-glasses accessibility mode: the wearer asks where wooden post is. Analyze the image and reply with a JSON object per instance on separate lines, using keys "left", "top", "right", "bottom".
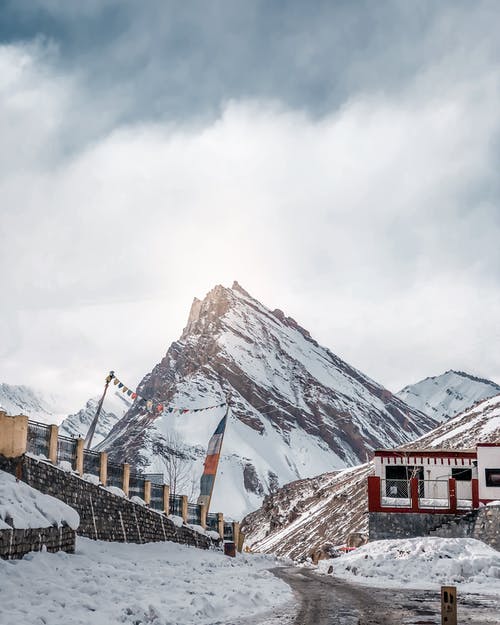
{"left": 144, "top": 480, "right": 151, "bottom": 505}
{"left": 410, "top": 477, "right": 420, "bottom": 511}
{"left": 75, "top": 438, "right": 84, "bottom": 476}
{"left": 163, "top": 485, "right": 170, "bottom": 514}
{"left": 200, "top": 504, "right": 207, "bottom": 529}
{"left": 122, "top": 463, "right": 130, "bottom": 497}
{"left": 99, "top": 452, "right": 108, "bottom": 486}
{"left": 217, "top": 512, "right": 224, "bottom": 540}
{"left": 232, "top": 522, "right": 240, "bottom": 551}
{"left": 48, "top": 424, "right": 58, "bottom": 464}
{"left": 181, "top": 495, "right": 188, "bottom": 523}
{"left": 449, "top": 478, "right": 457, "bottom": 513}
{"left": 441, "top": 586, "right": 457, "bottom": 625}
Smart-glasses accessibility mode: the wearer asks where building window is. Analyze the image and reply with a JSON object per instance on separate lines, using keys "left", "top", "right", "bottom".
{"left": 451, "top": 468, "right": 472, "bottom": 481}
{"left": 485, "top": 469, "right": 500, "bottom": 487}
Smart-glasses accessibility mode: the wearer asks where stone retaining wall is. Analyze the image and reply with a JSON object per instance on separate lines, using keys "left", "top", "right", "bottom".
{"left": 0, "top": 455, "right": 214, "bottom": 549}
{"left": 0, "top": 525, "right": 75, "bottom": 560}
{"left": 369, "top": 506, "right": 500, "bottom": 551}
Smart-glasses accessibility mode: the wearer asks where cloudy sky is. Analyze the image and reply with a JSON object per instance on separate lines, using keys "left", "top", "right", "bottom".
{"left": 1, "top": 1, "right": 499, "bottom": 408}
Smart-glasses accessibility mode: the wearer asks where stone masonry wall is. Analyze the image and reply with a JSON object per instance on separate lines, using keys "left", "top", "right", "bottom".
{"left": 430, "top": 505, "right": 500, "bottom": 550}
{"left": 0, "top": 525, "right": 75, "bottom": 560}
{"left": 370, "top": 507, "right": 500, "bottom": 551}
{"left": 0, "top": 455, "right": 214, "bottom": 549}
{"left": 369, "top": 512, "right": 461, "bottom": 541}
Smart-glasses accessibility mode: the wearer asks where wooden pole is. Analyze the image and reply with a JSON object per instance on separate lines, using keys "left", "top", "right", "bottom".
{"left": 84, "top": 371, "right": 114, "bottom": 449}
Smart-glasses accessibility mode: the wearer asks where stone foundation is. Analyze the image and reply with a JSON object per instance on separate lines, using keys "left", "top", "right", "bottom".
{"left": 0, "top": 525, "right": 75, "bottom": 560}
{"left": 369, "top": 506, "right": 500, "bottom": 551}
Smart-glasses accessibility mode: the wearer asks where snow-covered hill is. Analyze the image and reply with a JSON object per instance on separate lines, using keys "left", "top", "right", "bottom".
{"left": 407, "top": 393, "right": 500, "bottom": 450}
{"left": 242, "top": 464, "right": 370, "bottom": 559}
{"left": 59, "top": 392, "right": 131, "bottom": 446}
{"left": 99, "top": 282, "right": 436, "bottom": 519}
{"left": 0, "top": 383, "right": 65, "bottom": 424}
{"left": 396, "top": 370, "right": 500, "bottom": 423}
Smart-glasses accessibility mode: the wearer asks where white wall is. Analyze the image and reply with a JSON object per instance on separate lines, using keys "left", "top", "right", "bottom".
{"left": 477, "top": 446, "right": 500, "bottom": 501}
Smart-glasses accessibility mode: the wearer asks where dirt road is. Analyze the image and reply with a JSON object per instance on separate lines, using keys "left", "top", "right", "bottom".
{"left": 269, "top": 567, "right": 500, "bottom": 625}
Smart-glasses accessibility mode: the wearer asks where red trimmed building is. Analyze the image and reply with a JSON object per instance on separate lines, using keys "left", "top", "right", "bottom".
{"left": 368, "top": 444, "right": 500, "bottom": 515}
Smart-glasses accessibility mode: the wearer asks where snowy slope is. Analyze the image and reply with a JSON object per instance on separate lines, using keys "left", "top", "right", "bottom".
{"left": 59, "top": 392, "right": 131, "bottom": 446}
{"left": 397, "top": 370, "right": 500, "bottom": 423}
{"left": 0, "top": 470, "right": 79, "bottom": 530}
{"left": 407, "top": 393, "right": 500, "bottom": 450}
{"left": 0, "top": 383, "right": 65, "bottom": 424}
{"left": 317, "top": 536, "right": 500, "bottom": 595}
{"left": 0, "top": 537, "right": 292, "bottom": 625}
{"left": 242, "top": 464, "right": 370, "bottom": 560}
{"left": 99, "top": 282, "right": 435, "bottom": 519}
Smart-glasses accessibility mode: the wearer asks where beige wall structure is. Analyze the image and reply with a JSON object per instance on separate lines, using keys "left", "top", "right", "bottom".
{"left": 48, "top": 424, "right": 58, "bottom": 464}
{"left": 99, "top": 452, "right": 108, "bottom": 486}
{"left": 0, "top": 412, "right": 28, "bottom": 458}
{"left": 122, "top": 463, "right": 130, "bottom": 497}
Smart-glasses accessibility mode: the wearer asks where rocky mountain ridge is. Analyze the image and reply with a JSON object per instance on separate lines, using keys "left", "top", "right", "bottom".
{"left": 99, "top": 281, "right": 437, "bottom": 518}
{"left": 396, "top": 370, "right": 500, "bottom": 423}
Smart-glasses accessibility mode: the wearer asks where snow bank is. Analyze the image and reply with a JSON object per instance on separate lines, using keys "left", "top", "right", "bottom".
{"left": 0, "top": 536, "right": 292, "bottom": 625}
{"left": 318, "top": 537, "right": 500, "bottom": 595}
{"left": 0, "top": 470, "right": 79, "bottom": 530}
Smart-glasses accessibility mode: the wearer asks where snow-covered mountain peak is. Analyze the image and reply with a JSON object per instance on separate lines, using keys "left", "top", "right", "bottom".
{"left": 100, "top": 282, "right": 437, "bottom": 518}
{"left": 396, "top": 370, "right": 500, "bottom": 423}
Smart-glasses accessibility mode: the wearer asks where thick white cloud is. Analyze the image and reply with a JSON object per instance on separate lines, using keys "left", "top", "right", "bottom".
{"left": 0, "top": 41, "right": 499, "bottom": 407}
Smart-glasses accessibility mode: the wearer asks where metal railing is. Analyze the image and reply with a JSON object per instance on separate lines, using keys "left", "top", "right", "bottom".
{"left": 206, "top": 512, "right": 218, "bottom": 532}
{"left": 128, "top": 473, "right": 146, "bottom": 500}
{"left": 143, "top": 473, "right": 164, "bottom": 485}
{"left": 419, "top": 480, "right": 449, "bottom": 509}
{"left": 83, "top": 449, "right": 100, "bottom": 476}
{"left": 169, "top": 494, "right": 183, "bottom": 517}
{"left": 106, "top": 461, "right": 124, "bottom": 489}
{"left": 26, "top": 421, "right": 51, "bottom": 457}
{"left": 381, "top": 478, "right": 411, "bottom": 504}
{"left": 56, "top": 435, "right": 77, "bottom": 466}
{"left": 187, "top": 503, "right": 201, "bottom": 525}
{"left": 150, "top": 483, "right": 164, "bottom": 511}
{"left": 223, "top": 522, "right": 233, "bottom": 541}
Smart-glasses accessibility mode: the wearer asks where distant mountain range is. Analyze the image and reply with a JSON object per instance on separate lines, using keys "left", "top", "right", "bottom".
{"left": 396, "top": 370, "right": 500, "bottom": 422}
{"left": 98, "top": 282, "right": 438, "bottom": 518}
{"left": 0, "top": 383, "right": 128, "bottom": 446}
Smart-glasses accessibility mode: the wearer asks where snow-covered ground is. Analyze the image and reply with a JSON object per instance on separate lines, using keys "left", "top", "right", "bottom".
{"left": 0, "top": 470, "right": 79, "bottom": 530}
{"left": 0, "top": 537, "right": 292, "bottom": 625}
{"left": 318, "top": 537, "right": 500, "bottom": 596}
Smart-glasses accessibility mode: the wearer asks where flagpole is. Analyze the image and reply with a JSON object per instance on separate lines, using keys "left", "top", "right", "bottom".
{"left": 84, "top": 371, "right": 114, "bottom": 450}
{"left": 207, "top": 395, "right": 230, "bottom": 513}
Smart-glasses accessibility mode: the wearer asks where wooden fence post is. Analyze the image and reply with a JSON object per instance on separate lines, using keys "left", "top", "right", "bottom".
{"left": 200, "top": 504, "right": 207, "bottom": 529}
{"left": 144, "top": 480, "right": 151, "bottom": 505}
{"left": 122, "top": 463, "right": 130, "bottom": 497}
{"left": 75, "top": 438, "right": 84, "bottom": 476}
{"left": 48, "top": 424, "right": 58, "bottom": 464}
{"left": 163, "top": 485, "right": 170, "bottom": 514}
{"left": 181, "top": 495, "right": 188, "bottom": 523}
{"left": 217, "top": 512, "right": 224, "bottom": 540}
{"left": 99, "top": 452, "right": 108, "bottom": 486}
